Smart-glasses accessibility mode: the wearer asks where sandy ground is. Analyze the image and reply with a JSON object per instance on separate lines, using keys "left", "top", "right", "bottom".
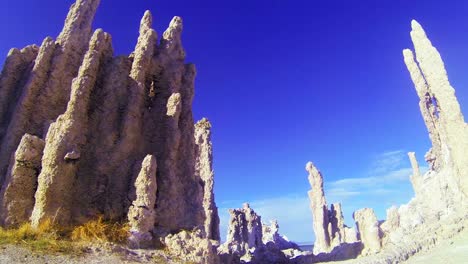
{"left": 0, "top": 244, "right": 183, "bottom": 264}
{"left": 404, "top": 228, "right": 468, "bottom": 264}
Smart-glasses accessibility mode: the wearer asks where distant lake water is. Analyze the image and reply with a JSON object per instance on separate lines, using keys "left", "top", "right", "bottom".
{"left": 298, "top": 244, "right": 313, "bottom": 252}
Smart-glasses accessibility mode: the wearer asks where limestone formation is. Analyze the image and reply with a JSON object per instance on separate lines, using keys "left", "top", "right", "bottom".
{"left": 221, "top": 203, "right": 263, "bottom": 257}
{"left": 403, "top": 20, "right": 468, "bottom": 200}
{"left": 128, "top": 155, "right": 157, "bottom": 248}
{"left": 306, "top": 162, "right": 331, "bottom": 254}
{"left": 219, "top": 204, "right": 296, "bottom": 264}
{"left": 164, "top": 229, "right": 220, "bottom": 264}
{"left": 195, "top": 118, "right": 220, "bottom": 241}
{"left": 380, "top": 206, "right": 399, "bottom": 236}
{"left": 306, "top": 162, "right": 358, "bottom": 255}
{"left": 0, "top": 134, "right": 44, "bottom": 227}
{"left": 353, "top": 208, "right": 382, "bottom": 255}
{"left": 0, "top": 0, "right": 100, "bottom": 187}
{"left": 30, "top": 28, "right": 113, "bottom": 227}
{"left": 262, "top": 220, "right": 299, "bottom": 251}
{"left": 0, "top": 0, "right": 218, "bottom": 247}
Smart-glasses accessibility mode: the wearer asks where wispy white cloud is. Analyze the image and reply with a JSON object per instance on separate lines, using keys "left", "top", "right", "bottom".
{"left": 217, "top": 150, "right": 428, "bottom": 244}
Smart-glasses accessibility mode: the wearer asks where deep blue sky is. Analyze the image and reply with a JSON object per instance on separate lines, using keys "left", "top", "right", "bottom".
{"left": 2, "top": 0, "right": 468, "bottom": 243}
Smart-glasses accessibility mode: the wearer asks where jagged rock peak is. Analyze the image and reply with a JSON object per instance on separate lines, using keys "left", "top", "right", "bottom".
{"left": 404, "top": 19, "right": 468, "bottom": 198}
{"left": 195, "top": 117, "right": 220, "bottom": 241}
{"left": 306, "top": 161, "right": 331, "bottom": 254}
{"left": 140, "top": 10, "right": 153, "bottom": 32}
{"left": 57, "top": 0, "right": 101, "bottom": 48}
{"left": 160, "top": 16, "right": 185, "bottom": 60}
{"left": 306, "top": 162, "right": 359, "bottom": 256}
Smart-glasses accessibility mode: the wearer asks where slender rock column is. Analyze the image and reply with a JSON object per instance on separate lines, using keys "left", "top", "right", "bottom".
{"left": 128, "top": 155, "right": 157, "bottom": 248}
{"left": 0, "top": 0, "right": 101, "bottom": 186}
{"left": 403, "top": 20, "right": 468, "bottom": 198}
{"left": 0, "top": 134, "right": 44, "bottom": 227}
{"left": 195, "top": 118, "right": 220, "bottom": 241}
{"left": 30, "top": 29, "right": 113, "bottom": 227}
{"left": 353, "top": 208, "right": 382, "bottom": 255}
{"left": 306, "top": 161, "right": 331, "bottom": 254}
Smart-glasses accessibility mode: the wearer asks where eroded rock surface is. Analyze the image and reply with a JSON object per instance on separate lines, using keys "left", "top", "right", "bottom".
{"left": 195, "top": 118, "right": 221, "bottom": 241}
{"left": 353, "top": 208, "right": 382, "bottom": 255}
{"left": 0, "top": 0, "right": 219, "bottom": 251}
{"left": 128, "top": 155, "right": 157, "bottom": 248}
{"left": 306, "top": 162, "right": 359, "bottom": 256}
{"left": 302, "top": 19, "right": 468, "bottom": 264}
{"left": 0, "top": 134, "right": 44, "bottom": 227}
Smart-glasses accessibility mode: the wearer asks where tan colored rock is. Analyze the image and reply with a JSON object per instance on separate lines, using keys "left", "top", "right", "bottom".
{"left": 353, "top": 208, "right": 382, "bottom": 255}
{"left": 0, "top": 0, "right": 100, "bottom": 186}
{"left": 0, "top": 1, "right": 215, "bottom": 253}
{"left": 164, "top": 229, "right": 219, "bottom": 264}
{"left": 220, "top": 203, "right": 263, "bottom": 257}
{"left": 408, "top": 152, "right": 423, "bottom": 196}
{"left": 30, "top": 29, "right": 113, "bottom": 227}
{"left": 404, "top": 20, "right": 468, "bottom": 198}
{"left": 262, "top": 220, "right": 299, "bottom": 250}
{"left": 166, "top": 93, "right": 181, "bottom": 117}
{"left": 306, "top": 162, "right": 331, "bottom": 254}
{"left": 195, "top": 118, "right": 220, "bottom": 241}
{"left": 0, "top": 37, "right": 55, "bottom": 185}
{"left": 0, "top": 46, "right": 38, "bottom": 127}
{"left": 306, "top": 162, "right": 359, "bottom": 255}
{"left": 128, "top": 155, "right": 157, "bottom": 248}
{"left": 0, "top": 134, "right": 44, "bottom": 227}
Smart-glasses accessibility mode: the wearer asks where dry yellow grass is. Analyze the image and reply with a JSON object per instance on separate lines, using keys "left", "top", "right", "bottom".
{"left": 0, "top": 217, "right": 129, "bottom": 254}
{"left": 0, "top": 219, "right": 77, "bottom": 253}
{"left": 71, "top": 216, "right": 129, "bottom": 243}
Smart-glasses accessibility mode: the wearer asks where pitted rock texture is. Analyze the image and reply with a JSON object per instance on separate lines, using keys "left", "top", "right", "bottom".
{"left": 195, "top": 118, "right": 220, "bottom": 241}
{"left": 0, "top": 0, "right": 218, "bottom": 244}
{"left": 128, "top": 155, "right": 157, "bottom": 248}
{"left": 301, "top": 20, "right": 468, "bottom": 264}
{"left": 353, "top": 208, "right": 382, "bottom": 255}
{"left": 0, "top": 134, "right": 44, "bottom": 227}
{"left": 163, "top": 229, "right": 220, "bottom": 264}
{"left": 306, "top": 162, "right": 358, "bottom": 255}
{"left": 221, "top": 203, "right": 263, "bottom": 257}
{"left": 262, "top": 220, "right": 299, "bottom": 251}
{"left": 219, "top": 204, "right": 296, "bottom": 264}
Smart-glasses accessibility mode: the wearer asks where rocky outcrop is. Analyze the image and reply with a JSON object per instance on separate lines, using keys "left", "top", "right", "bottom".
{"left": 306, "top": 162, "right": 359, "bottom": 255}
{"left": 219, "top": 204, "right": 302, "bottom": 264}
{"left": 0, "top": 0, "right": 218, "bottom": 248}
{"left": 164, "top": 229, "right": 220, "bottom": 264}
{"left": 403, "top": 20, "right": 468, "bottom": 203}
{"left": 128, "top": 155, "right": 157, "bottom": 248}
{"left": 306, "top": 162, "right": 330, "bottom": 254}
{"left": 195, "top": 118, "right": 220, "bottom": 241}
{"left": 0, "top": 0, "right": 100, "bottom": 187}
{"left": 353, "top": 208, "right": 382, "bottom": 255}
{"left": 30, "top": 28, "right": 113, "bottom": 227}
{"left": 0, "top": 134, "right": 44, "bottom": 227}
{"left": 221, "top": 203, "right": 263, "bottom": 258}
{"left": 262, "top": 220, "right": 299, "bottom": 251}
{"left": 301, "top": 19, "right": 468, "bottom": 264}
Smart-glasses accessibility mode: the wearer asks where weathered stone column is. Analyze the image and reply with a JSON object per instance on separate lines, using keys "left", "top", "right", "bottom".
{"left": 30, "top": 29, "right": 113, "bottom": 227}
{"left": 353, "top": 208, "right": 382, "bottom": 255}
{"left": 128, "top": 155, "right": 157, "bottom": 248}
{"left": 306, "top": 161, "right": 331, "bottom": 254}
{"left": 0, "top": 134, "right": 44, "bottom": 227}
{"left": 195, "top": 118, "right": 220, "bottom": 241}
{"left": 403, "top": 20, "right": 468, "bottom": 198}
